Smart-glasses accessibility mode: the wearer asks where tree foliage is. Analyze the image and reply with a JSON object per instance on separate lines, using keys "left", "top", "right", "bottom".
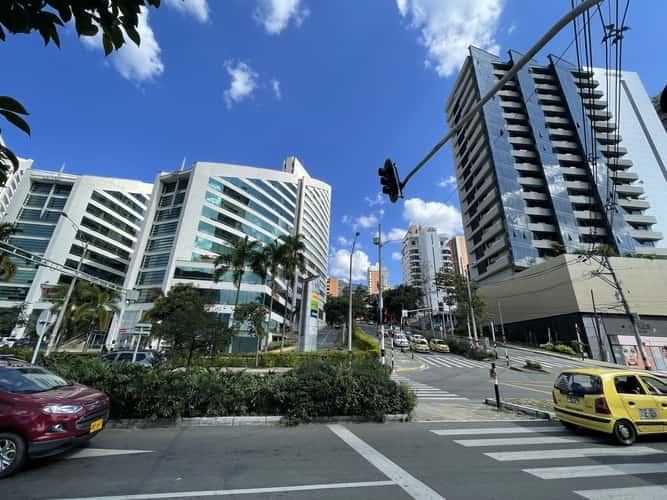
{"left": 0, "top": 0, "right": 163, "bottom": 185}
{"left": 323, "top": 287, "right": 368, "bottom": 326}
{"left": 233, "top": 302, "right": 267, "bottom": 367}
{"left": 434, "top": 269, "right": 486, "bottom": 331}
{"left": 0, "top": 222, "right": 19, "bottom": 282}
{"left": 381, "top": 285, "right": 422, "bottom": 323}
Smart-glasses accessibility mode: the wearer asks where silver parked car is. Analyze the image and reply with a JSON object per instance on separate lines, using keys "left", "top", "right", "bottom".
{"left": 393, "top": 334, "right": 409, "bottom": 350}
{"left": 100, "top": 351, "right": 161, "bottom": 367}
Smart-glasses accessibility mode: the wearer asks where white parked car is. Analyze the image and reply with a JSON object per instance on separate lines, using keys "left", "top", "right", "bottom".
{"left": 393, "top": 335, "right": 409, "bottom": 349}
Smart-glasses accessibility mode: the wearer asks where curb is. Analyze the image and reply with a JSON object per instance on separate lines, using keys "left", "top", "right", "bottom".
{"left": 394, "top": 363, "right": 428, "bottom": 373}
{"left": 484, "top": 398, "right": 556, "bottom": 420}
{"left": 106, "top": 414, "right": 410, "bottom": 429}
{"left": 509, "top": 366, "right": 524, "bottom": 372}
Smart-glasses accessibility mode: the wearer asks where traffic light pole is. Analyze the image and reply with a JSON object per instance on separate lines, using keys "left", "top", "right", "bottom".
{"left": 377, "top": 224, "right": 385, "bottom": 366}
{"left": 386, "top": 0, "right": 603, "bottom": 194}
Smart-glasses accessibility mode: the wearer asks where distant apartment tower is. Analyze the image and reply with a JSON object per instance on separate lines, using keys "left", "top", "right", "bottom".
{"left": 109, "top": 157, "right": 331, "bottom": 351}
{"left": 653, "top": 94, "right": 667, "bottom": 132}
{"left": 367, "top": 265, "right": 388, "bottom": 296}
{"left": 401, "top": 225, "right": 453, "bottom": 313}
{"left": 447, "top": 235, "right": 469, "bottom": 276}
{"left": 446, "top": 47, "right": 666, "bottom": 284}
{"left": 327, "top": 276, "right": 340, "bottom": 298}
{"left": 0, "top": 168, "right": 152, "bottom": 336}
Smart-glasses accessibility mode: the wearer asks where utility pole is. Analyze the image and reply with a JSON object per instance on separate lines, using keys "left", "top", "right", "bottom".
{"left": 596, "top": 255, "right": 651, "bottom": 370}
{"left": 376, "top": 223, "right": 385, "bottom": 366}
{"left": 347, "top": 232, "right": 360, "bottom": 361}
{"left": 590, "top": 289, "right": 607, "bottom": 362}
{"left": 465, "top": 264, "right": 478, "bottom": 343}
{"left": 497, "top": 301, "right": 506, "bottom": 342}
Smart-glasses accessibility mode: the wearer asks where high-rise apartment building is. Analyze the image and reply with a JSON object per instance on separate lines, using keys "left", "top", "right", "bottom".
{"left": 447, "top": 47, "right": 666, "bottom": 284}
{"left": 401, "top": 225, "right": 453, "bottom": 313}
{"left": 327, "top": 276, "right": 340, "bottom": 298}
{"left": 367, "top": 265, "right": 388, "bottom": 296}
{"left": 0, "top": 167, "right": 152, "bottom": 336}
{"left": 109, "top": 157, "right": 331, "bottom": 351}
{"left": 447, "top": 235, "right": 469, "bottom": 276}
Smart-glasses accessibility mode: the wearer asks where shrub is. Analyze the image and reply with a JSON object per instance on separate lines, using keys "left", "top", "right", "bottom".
{"left": 445, "top": 336, "right": 494, "bottom": 360}
{"left": 551, "top": 344, "right": 577, "bottom": 357}
{"left": 39, "top": 356, "right": 415, "bottom": 422}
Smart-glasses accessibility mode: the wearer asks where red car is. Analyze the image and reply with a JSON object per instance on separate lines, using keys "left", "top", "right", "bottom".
{"left": 0, "top": 356, "right": 110, "bottom": 478}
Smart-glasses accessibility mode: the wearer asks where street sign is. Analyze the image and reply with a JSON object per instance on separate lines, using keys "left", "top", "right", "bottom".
{"left": 133, "top": 323, "right": 152, "bottom": 336}
{"left": 36, "top": 310, "right": 52, "bottom": 337}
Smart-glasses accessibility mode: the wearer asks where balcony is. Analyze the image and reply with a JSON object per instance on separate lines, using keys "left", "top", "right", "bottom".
{"left": 566, "top": 180, "right": 591, "bottom": 192}
{"left": 607, "top": 157, "right": 634, "bottom": 170}
{"left": 557, "top": 153, "right": 584, "bottom": 163}
{"left": 586, "top": 109, "right": 613, "bottom": 121}
{"left": 600, "top": 144, "right": 628, "bottom": 157}
{"left": 614, "top": 184, "right": 644, "bottom": 196}
{"left": 578, "top": 88, "right": 604, "bottom": 98}
{"left": 529, "top": 222, "right": 557, "bottom": 233}
{"left": 518, "top": 176, "right": 545, "bottom": 187}
{"left": 574, "top": 210, "right": 602, "bottom": 220}
{"left": 545, "top": 116, "right": 570, "bottom": 126}
{"left": 513, "top": 149, "right": 538, "bottom": 160}
{"left": 592, "top": 120, "right": 617, "bottom": 132}
{"left": 629, "top": 230, "right": 663, "bottom": 241}
{"left": 509, "top": 136, "right": 534, "bottom": 147}
{"left": 521, "top": 191, "right": 548, "bottom": 201}
{"left": 507, "top": 123, "right": 531, "bottom": 134}
{"left": 596, "top": 131, "right": 622, "bottom": 144}
{"left": 525, "top": 206, "right": 553, "bottom": 217}
{"left": 624, "top": 214, "right": 657, "bottom": 225}
{"left": 561, "top": 166, "right": 588, "bottom": 177}
{"left": 579, "top": 227, "right": 607, "bottom": 236}
{"left": 569, "top": 194, "right": 596, "bottom": 205}
{"left": 551, "top": 140, "right": 580, "bottom": 152}
{"left": 618, "top": 198, "right": 650, "bottom": 210}
{"left": 610, "top": 171, "right": 639, "bottom": 182}
{"left": 533, "top": 238, "right": 559, "bottom": 250}
{"left": 535, "top": 82, "right": 559, "bottom": 92}
{"left": 583, "top": 99, "right": 608, "bottom": 110}
{"left": 515, "top": 163, "right": 541, "bottom": 174}
{"left": 503, "top": 112, "right": 528, "bottom": 122}
{"left": 542, "top": 104, "right": 567, "bottom": 114}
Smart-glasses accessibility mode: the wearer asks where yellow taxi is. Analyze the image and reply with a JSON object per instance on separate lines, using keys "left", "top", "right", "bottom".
{"left": 552, "top": 368, "right": 667, "bottom": 445}
{"left": 429, "top": 338, "right": 450, "bottom": 353}
{"left": 409, "top": 338, "right": 430, "bottom": 353}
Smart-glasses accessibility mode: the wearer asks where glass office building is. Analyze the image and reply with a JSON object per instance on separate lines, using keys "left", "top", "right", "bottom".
{"left": 0, "top": 168, "right": 152, "bottom": 337}
{"left": 446, "top": 47, "right": 665, "bottom": 284}
{"left": 112, "top": 157, "right": 331, "bottom": 351}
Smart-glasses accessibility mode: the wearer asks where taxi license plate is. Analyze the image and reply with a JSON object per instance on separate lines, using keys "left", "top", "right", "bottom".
{"left": 639, "top": 408, "right": 658, "bottom": 420}
{"left": 90, "top": 418, "right": 104, "bottom": 433}
{"left": 567, "top": 394, "right": 581, "bottom": 404}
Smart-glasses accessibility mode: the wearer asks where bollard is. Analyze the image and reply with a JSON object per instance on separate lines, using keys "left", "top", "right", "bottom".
{"left": 490, "top": 362, "right": 501, "bottom": 410}
{"left": 505, "top": 348, "right": 510, "bottom": 368}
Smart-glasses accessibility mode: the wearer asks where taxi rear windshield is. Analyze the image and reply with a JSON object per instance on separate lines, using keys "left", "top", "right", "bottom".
{"left": 555, "top": 373, "right": 602, "bottom": 395}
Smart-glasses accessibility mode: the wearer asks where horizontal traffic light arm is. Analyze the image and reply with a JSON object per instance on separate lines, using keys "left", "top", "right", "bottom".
{"left": 393, "top": 0, "right": 603, "bottom": 196}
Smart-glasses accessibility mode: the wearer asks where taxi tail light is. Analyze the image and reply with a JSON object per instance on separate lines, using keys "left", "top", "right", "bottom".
{"left": 595, "top": 397, "right": 611, "bottom": 414}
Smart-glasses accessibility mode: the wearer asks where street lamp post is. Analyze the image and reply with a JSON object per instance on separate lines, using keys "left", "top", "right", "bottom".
{"left": 347, "top": 231, "right": 360, "bottom": 360}
{"left": 374, "top": 224, "right": 386, "bottom": 366}
{"left": 46, "top": 213, "right": 88, "bottom": 356}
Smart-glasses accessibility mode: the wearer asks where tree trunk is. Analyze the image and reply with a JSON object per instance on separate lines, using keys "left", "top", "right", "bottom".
{"left": 280, "top": 285, "right": 290, "bottom": 351}
{"left": 186, "top": 334, "right": 197, "bottom": 368}
{"left": 228, "top": 274, "right": 244, "bottom": 329}
{"left": 255, "top": 335, "right": 260, "bottom": 368}
{"left": 265, "top": 280, "right": 275, "bottom": 352}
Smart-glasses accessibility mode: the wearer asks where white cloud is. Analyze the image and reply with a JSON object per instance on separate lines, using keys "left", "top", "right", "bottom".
{"left": 438, "top": 175, "right": 457, "bottom": 188}
{"left": 403, "top": 198, "right": 462, "bottom": 235}
{"left": 387, "top": 227, "right": 407, "bottom": 241}
{"left": 330, "top": 249, "right": 371, "bottom": 282}
{"left": 337, "top": 236, "right": 351, "bottom": 246}
{"left": 364, "top": 192, "right": 386, "bottom": 207}
{"left": 254, "top": 0, "right": 310, "bottom": 34}
{"left": 341, "top": 215, "right": 351, "bottom": 224}
{"left": 507, "top": 22, "right": 516, "bottom": 35}
{"left": 271, "top": 79, "right": 282, "bottom": 100}
{"left": 165, "top": 0, "right": 210, "bottom": 22}
{"left": 81, "top": 8, "right": 164, "bottom": 82}
{"left": 396, "top": 0, "right": 503, "bottom": 77}
{"left": 356, "top": 214, "right": 378, "bottom": 228}
{"left": 223, "top": 61, "right": 259, "bottom": 108}
{"left": 391, "top": 251, "right": 402, "bottom": 261}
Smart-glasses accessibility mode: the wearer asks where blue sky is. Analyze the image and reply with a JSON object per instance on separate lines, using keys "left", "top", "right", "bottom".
{"left": 2, "top": 0, "right": 665, "bottom": 286}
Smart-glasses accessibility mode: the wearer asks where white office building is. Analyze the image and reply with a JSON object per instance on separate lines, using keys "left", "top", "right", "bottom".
{"left": 0, "top": 167, "right": 152, "bottom": 338}
{"left": 401, "top": 225, "right": 454, "bottom": 314}
{"left": 109, "top": 156, "right": 331, "bottom": 352}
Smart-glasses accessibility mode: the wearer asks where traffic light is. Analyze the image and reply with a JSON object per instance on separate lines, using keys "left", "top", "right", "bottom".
{"left": 378, "top": 158, "right": 402, "bottom": 203}
{"left": 661, "top": 85, "right": 667, "bottom": 113}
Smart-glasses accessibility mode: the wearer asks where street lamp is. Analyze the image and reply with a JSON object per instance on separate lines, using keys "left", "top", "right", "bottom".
{"left": 347, "top": 231, "right": 360, "bottom": 360}
{"left": 46, "top": 212, "right": 88, "bottom": 355}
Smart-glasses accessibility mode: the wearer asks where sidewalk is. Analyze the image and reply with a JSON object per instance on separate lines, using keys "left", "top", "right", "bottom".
{"left": 499, "top": 342, "right": 621, "bottom": 368}
{"left": 413, "top": 400, "right": 540, "bottom": 422}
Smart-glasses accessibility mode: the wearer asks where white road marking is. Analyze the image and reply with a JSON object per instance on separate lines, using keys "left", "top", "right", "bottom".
{"left": 48, "top": 481, "right": 396, "bottom": 500}
{"left": 431, "top": 426, "right": 562, "bottom": 436}
{"left": 574, "top": 485, "right": 667, "bottom": 500}
{"left": 524, "top": 462, "right": 667, "bottom": 479}
{"left": 421, "top": 397, "right": 469, "bottom": 400}
{"left": 486, "top": 446, "right": 663, "bottom": 462}
{"left": 391, "top": 374, "right": 469, "bottom": 401}
{"left": 65, "top": 448, "right": 153, "bottom": 459}
{"left": 328, "top": 424, "right": 445, "bottom": 499}
{"left": 455, "top": 436, "right": 579, "bottom": 447}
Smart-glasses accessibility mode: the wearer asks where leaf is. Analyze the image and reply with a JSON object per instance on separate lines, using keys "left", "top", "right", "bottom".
{"left": 0, "top": 145, "right": 20, "bottom": 172}
{"left": 0, "top": 96, "right": 28, "bottom": 115}
{"left": 0, "top": 110, "right": 31, "bottom": 135}
{"left": 102, "top": 33, "right": 113, "bottom": 56}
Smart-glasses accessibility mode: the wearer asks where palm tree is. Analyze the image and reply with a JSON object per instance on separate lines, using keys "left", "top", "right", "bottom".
{"left": 213, "top": 235, "right": 259, "bottom": 328}
{"left": 277, "top": 234, "right": 306, "bottom": 345}
{"left": 251, "top": 240, "right": 284, "bottom": 351}
{"left": 74, "top": 286, "right": 120, "bottom": 350}
{"left": 0, "top": 223, "right": 18, "bottom": 282}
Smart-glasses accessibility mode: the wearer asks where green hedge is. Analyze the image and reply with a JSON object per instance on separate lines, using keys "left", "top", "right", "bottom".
{"left": 40, "top": 356, "right": 415, "bottom": 422}
{"left": 445, "top": 336, "right": 495, "bottom": 361}
{"left": 550, "top": 343, "right": 578, "bottom": 357}
{"left": 352, "top": 325, "right": 379, "bottom": 351}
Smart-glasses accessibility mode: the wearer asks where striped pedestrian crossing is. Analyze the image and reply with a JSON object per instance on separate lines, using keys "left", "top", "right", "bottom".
{"left": 504, "top": 352, "right": 586, "bottom": 369}
{"left": 416, "top": 354, "right": 489, "bottom": 369}
{"left": 391, "top": 374, "right": 468, "bottom": 401}
{"left": 430, "top": 423, "right": 667, "bottom": 499}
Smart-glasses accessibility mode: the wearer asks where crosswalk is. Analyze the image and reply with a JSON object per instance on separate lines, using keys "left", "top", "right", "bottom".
{"left": 415, "top": 354, "right": 490, "bottom": 369}
{"left": 430, "top": 423, "right": 667, "bottom": 499}
{"left": 503, "top": 351, "right": 588, "bottom": 370}
{"left": 391, "top": 374, "right": 468, "bottom": 401}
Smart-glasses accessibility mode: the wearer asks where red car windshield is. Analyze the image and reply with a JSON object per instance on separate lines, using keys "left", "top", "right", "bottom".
{"left": 0, "top": 367, "right": 70, "bottom": 394}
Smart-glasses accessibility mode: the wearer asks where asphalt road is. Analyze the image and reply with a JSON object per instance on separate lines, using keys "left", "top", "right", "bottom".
{"left": 7, "top": 421, "right": 667, "bottom": 499}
